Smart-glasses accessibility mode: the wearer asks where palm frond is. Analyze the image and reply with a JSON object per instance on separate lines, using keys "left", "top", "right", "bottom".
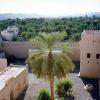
{"left": 30, "top": 32, "right": 66, "bottom": 50}
{"left": 27, "top": 32, "right": 74, "bottom": 81}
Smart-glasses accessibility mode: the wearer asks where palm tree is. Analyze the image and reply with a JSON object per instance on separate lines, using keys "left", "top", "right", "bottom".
{"left": 26, "top": 32, "right": 74, "bottom": 100}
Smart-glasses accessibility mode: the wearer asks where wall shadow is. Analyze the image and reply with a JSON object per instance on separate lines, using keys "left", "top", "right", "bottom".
{"left": 81, "top": 77, "right": 99, "bottom": 100}
{"left": 71, "top": 61, "right": 80, "bottom": 73}
{"left": 16, "top": 86, "right": 28, "bottom": 100}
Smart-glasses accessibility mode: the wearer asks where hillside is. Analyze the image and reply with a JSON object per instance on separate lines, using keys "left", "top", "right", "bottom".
{"left": 0, "top": 13, "right": 41, "bottom": 20}
{"left": 0, "top": 12, "right": 100, "bottom": 20}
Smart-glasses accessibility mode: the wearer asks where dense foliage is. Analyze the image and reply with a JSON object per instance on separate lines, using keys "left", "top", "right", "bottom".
{"left": 37, "top": 89, "right": 50, "bottom": 100}
{"left": 0, "top": 15, "right": 100, "bottom": 41}
{"left": 55, "top": 80, "right": 73, "bottom": 98}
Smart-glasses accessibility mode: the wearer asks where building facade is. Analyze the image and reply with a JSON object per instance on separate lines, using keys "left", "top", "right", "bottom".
{"left": 0, "top": 59, "right": 29, "bottom": 100}
{"left": 80, "top": 30, "right": 100, "bottom": 78}
{"left": 1, "top": 26, "right": 19, "bottom": 41}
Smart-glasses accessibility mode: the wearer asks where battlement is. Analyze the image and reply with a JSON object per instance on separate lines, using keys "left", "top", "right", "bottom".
{"left": 2, "top": 41, "right": 40, "bottom": 47}
{"left": 66, "top": 42, "right": 80, "bottom": 48}
{"left": 0, "top": 41, "right": 80, "bottom": 61}
{"left": 82, "top": 30, "right": 100, "bottom": 35}
{"left": 2, "top": 41, "right": 80, "bottom": 48}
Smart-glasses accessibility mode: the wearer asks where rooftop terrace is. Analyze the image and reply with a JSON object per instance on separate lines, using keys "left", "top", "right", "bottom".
{"left": 0, "top": 66, "right": 26, "bottom": 91}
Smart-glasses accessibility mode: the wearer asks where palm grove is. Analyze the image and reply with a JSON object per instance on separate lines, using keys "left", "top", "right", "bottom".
{"left": 0, "top": 15, "right": 100, "bottom": 41}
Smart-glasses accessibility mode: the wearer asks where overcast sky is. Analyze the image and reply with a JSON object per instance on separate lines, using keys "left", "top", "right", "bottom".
{"left": 0, "top": 0, "right": 100, "bottom": 16}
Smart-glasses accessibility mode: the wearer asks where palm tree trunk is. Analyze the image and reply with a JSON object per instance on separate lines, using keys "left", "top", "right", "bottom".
{"left": 50, "top": 79, "right": 54, "bottom": 100}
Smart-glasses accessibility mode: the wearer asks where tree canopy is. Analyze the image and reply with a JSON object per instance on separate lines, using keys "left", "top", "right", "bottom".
{"left": 0, "top": 16, "right": 100, "bottom": 41}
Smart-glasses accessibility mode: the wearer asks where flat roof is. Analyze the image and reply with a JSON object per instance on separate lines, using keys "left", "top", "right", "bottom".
{"left": 0, "top": 66, "right": 26, "bottom": 91}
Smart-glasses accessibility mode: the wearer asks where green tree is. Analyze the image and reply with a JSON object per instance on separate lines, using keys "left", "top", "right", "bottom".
{"left": 69, "top": 33, "right": 81, "bottom": 41}
{"left": 15, "top": 35, "right": 24, "bottom": 41}
{"left": 1, "top": 15, "right": 100, "bottom": 41}
{"left": 26, "top": 32, "right": 74, "bottom": 100}
{"left": 21, "top": 31, "right": 33, "bottom": 41}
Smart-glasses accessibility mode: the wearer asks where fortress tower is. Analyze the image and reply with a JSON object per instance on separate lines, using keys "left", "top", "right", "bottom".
{"left": 80, "top": 30, "right": 100, "bottom": 78}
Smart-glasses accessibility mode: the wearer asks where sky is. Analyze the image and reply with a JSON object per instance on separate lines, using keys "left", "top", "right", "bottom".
{"left": 0, "top": 0, "right": 100, "bottom": 16}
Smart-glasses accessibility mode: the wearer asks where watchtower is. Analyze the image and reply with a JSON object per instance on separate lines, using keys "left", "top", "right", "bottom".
{"left": 80, "top": 30, "right": 100, "bottom": 78}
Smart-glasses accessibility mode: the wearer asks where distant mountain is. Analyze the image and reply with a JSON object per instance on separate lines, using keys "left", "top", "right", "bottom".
{"left": 68, "top": 12, "right": 100, "bottom": 17}
{"left": 82, "top": 12, "right": 100, "bottom": 17}
{"left": 0, "top": 13, "right": 41, "bottom": 20}
{"left": 0, "top": 12, "right": 100, "bottom": 20}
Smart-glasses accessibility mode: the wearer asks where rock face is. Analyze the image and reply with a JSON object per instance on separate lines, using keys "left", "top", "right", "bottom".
{"left": 1, "top": 26, "right": 19, "bottom": 41}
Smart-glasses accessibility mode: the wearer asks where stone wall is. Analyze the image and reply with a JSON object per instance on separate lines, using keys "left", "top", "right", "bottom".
{"left": 2, "top": 41, "right": 39, "bottom": 58}
{"left": 1, "top": 41, "right": 80, "bottom": 61}
{"left": 0, "top": 77, "right": 13, "bottom": 100}
{"left": 11, "top": 67, "right": 29, "bottom": 99}
{"left": 66, "top": 42, "right": 80, "bottom": 61}
{"left": 0, "top": 66, "right": 28, "bottom": 100}
{"left": 0, "top": 58, "right": 7, "bottom": 71}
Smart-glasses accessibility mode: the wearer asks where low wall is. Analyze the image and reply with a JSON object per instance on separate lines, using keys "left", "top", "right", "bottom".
{"left": 0, "top": 77, "right": 13, "bottom": 100}
{"left": 1, "top": 41, "right": 80, "bottom": 61}
{"left": 0, "top": 58, "right": 7, "bottom": 71}
{"left": 2, "top": 41, "right": 38, "bottom": 58}
{"left": 11, "top": 68, "right": 28, "bottom": 99}
{"left": 0, "top": 67, "right": 28, "bottom": 100}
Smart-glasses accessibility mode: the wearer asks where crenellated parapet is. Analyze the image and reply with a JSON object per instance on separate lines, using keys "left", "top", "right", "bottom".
{"left": 82, "top": 30, "right": 100, "bottom": 34}
{"left": 66, "top": 42, "right": 80, "bottom": 48}
{"left": 81, "top": 30, "right": 100, "bottom": 43}
{"left": 0, "top": 41, "right": 80, "bottom": 60}
{"left": 82, "top": 30, "right": 100, "bottom": 38}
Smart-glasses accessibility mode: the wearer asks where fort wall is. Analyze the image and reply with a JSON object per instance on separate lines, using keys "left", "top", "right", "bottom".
{"left": 1, "top": 41, "right": 80, "bottom": 61}
{"left": 0, "top": 77, "right": 13, "bottom": 100}
{"left": 0, "top": 58, "right": 7, "bottom": 71}
{"left": 11, "top": 67, "right": 29, "bottom": 99}
{"left": 0, "top": 66, "right": 28, "bottom": 100}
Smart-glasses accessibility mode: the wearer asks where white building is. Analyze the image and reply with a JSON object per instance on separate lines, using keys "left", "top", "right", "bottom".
{"left": 1, "top": 26, "right": 19, "bottom": 41}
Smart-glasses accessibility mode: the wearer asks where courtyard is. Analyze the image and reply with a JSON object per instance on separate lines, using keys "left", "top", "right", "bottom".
{"left": 12, "top": 59, "right": 99, "bottom": 100}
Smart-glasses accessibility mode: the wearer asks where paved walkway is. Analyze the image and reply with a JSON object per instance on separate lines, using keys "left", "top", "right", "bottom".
{"left": 17, "top": 73, "right": 95, "bottom": 100}
{"left": 14, "top": 60, "right": 99, "bottom": 100}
